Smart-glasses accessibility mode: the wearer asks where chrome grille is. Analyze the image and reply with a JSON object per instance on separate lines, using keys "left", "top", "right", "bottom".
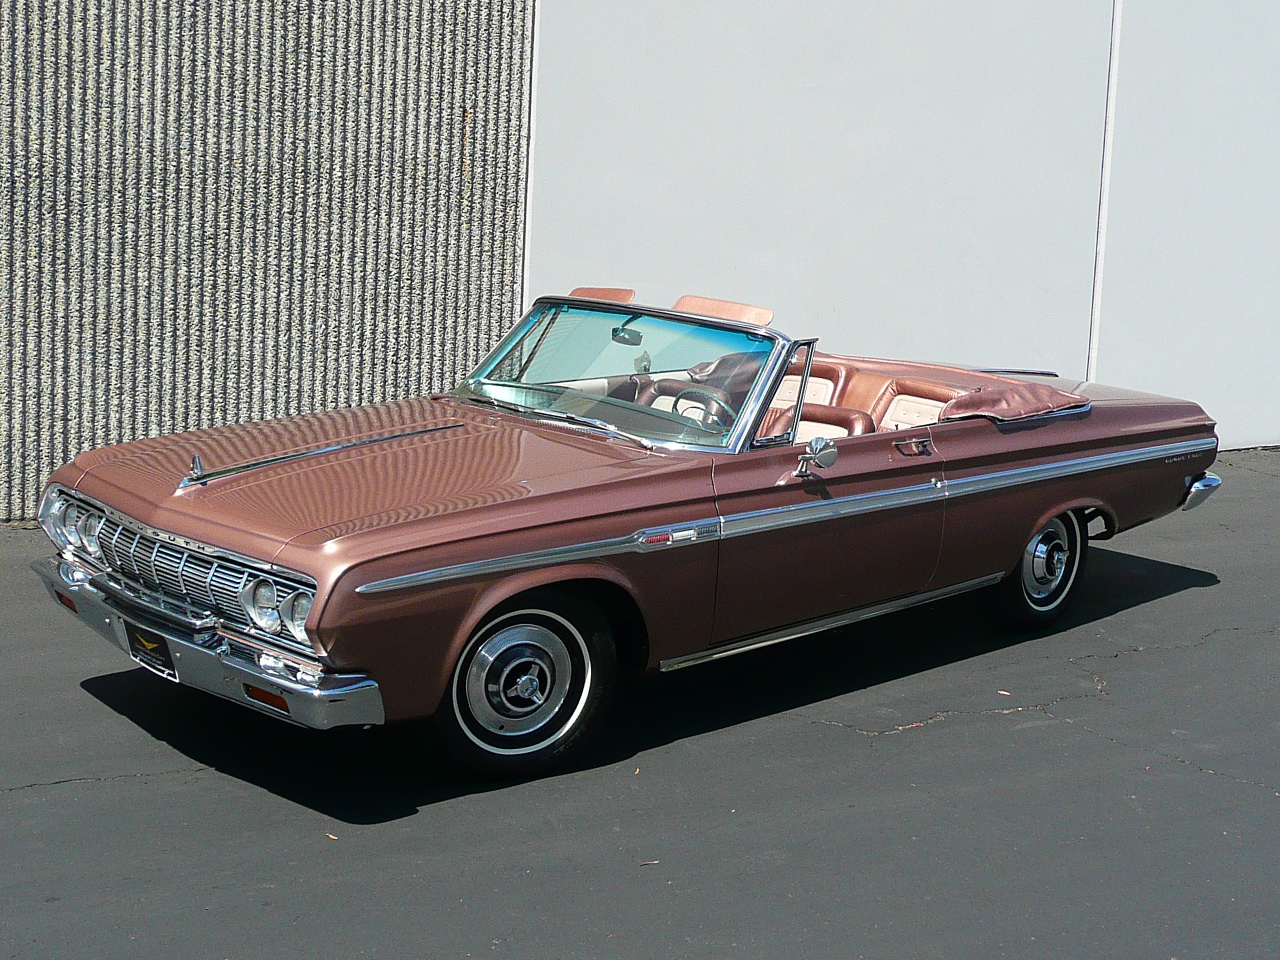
{"left": 75, "top": 503, "right": 314, "bottom": 654}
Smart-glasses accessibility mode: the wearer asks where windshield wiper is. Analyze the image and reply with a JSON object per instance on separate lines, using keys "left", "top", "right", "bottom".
{"left": 454, "top": 393, "right": 530, "bottom": 415}
{"left": 526, "top": 408, "right": 654, "bottom": 451}
{"left": 456, "top": 390, "right": 654, "bottom": 451}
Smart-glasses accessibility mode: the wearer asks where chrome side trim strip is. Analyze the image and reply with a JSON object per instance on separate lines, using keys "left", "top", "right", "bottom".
{"left": 659, "top": 574, "right": 1004, "bottom": 672}
{"left": 181, "top": 422, "right": 465, "bottom": 488}
{"left": 943, "top": 437, "right": 1217, "bottom": 501}
{"left": 721, "top": 479, "right": 946, "bottom": 539}
{"left": 355, "top": 436, "right": 1216, "bottom": 595}
{"left": 723, "top": 437, "right": 1216, "bottom": 539}
{"left": 354, "top": 518, "right": 723, "bottom": 595}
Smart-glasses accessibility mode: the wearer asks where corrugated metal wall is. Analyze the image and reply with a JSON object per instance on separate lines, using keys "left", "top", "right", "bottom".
{"left": 1, "top": 0, "right": 534, "bottom": 518}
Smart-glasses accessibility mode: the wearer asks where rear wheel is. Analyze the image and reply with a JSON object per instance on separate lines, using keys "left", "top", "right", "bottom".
{"left": 994, "top": 510, "right": 1087, "bottom": 627}
{"left": 435, "top": 590, "right": 617, "bottom": 777}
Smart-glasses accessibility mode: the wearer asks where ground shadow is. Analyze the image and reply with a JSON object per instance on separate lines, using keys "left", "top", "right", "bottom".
{"left": 81, "top": 547, "right": 1217, "bottom": 824}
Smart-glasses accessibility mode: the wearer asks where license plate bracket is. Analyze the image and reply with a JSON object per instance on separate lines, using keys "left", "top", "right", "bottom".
{"left": 125, "top": 621, "right": 179, "bottom": 681}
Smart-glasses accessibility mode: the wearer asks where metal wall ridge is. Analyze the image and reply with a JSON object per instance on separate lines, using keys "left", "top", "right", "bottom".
{"left": 1, "top": 0, "right": 535, "bottom": 518}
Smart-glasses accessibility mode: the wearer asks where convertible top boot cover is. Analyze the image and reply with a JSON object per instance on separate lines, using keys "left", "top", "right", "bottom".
{"left": 939, "top": 380, "right": 1091, "bottom": 423}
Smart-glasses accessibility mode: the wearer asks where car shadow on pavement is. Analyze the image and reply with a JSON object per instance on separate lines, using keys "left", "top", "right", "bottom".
{"left": 80, "top": 547, "right": 1217, "bottom": 824}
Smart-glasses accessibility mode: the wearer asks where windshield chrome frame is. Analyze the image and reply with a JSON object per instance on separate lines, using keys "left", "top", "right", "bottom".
{"left": 460, "top": 296, "right": 796, "bottom": 455}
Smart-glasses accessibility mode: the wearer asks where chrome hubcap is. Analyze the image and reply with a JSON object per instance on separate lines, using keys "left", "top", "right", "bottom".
{"left": 1023, "top": 518, "right": 1072, "bottom": 601}
{"left": 464, "top": 623, "right": 572, "bottom": 737}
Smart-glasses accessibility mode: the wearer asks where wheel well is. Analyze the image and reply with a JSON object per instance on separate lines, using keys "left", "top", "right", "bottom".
{"left": 1081, "top": 505, "right": 1117, "bottom": 540}
{"left": 496, "top": 579, "right": 650, "bottom": 680}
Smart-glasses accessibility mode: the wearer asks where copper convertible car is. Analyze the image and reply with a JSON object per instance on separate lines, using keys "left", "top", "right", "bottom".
{"left": 34, "top": 289, "right": 1221, "bottom": 774}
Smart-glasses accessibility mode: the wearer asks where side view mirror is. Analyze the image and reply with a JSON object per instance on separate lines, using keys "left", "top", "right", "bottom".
{"left": 794, "top": 436, "right": 838, "bottom": 479}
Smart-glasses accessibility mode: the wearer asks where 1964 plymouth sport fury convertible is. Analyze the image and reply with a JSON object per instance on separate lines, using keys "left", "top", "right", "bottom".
{"left": 34, "top": 288, "right": 1221, "bottom": 774}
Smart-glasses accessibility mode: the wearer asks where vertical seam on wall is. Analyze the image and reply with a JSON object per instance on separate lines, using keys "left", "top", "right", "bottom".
{"left": 520, "top": 0, "right": 541, "bottom": 312}
{"left": 1087, "top": 0, "right": 1123, "bottom": 382}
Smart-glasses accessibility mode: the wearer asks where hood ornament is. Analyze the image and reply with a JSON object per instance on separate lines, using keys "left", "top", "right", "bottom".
{"left": 187, "top": 453, "right": 205, "bottom": 484}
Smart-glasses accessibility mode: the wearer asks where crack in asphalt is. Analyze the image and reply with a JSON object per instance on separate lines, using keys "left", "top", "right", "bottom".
{"left": 3, "top": 766, "right": 212, "bottom": 794}
{"left": 1041, "top": 709, "right": 1280, "bottom": 800}
{"left": 814, "top": 692, "right": 1100, "bottom": 737}
{"left": 1218, "top": 455, "right": 1280, "bottom": 481}
{"left": 822, "top": 657, "right": 1113, "bottom": 737}
{"left": 1066, "top": 625, "right": 1251, "bottom": 661}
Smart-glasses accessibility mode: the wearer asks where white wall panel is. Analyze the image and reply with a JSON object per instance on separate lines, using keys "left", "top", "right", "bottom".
{"left": 1099, "top": 4, "right": 1279, "bottom": 449}
{"left": 528, "top": 1, "right": 1112, "bottom": 376}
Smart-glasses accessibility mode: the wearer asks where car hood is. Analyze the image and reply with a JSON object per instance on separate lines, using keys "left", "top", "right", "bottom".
{"left": 70, "top": 396, "right": 655, "bottom": 565}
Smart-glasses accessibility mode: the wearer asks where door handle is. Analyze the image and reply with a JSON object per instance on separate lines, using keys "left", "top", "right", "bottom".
{"left": 893, "top": 437, "right": 933, "bottom": 457}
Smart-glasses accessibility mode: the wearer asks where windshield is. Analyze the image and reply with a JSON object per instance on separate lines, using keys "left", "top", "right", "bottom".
{"left": 455, "top": 302, "right": 780, "bottom": 448}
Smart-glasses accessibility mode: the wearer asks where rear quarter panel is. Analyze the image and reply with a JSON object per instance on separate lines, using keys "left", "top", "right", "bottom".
{"left": 928, "top": 395, "right": 1217, "bottom": 588}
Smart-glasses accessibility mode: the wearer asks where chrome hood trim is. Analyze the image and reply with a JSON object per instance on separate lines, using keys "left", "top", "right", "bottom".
{"left": 180, "top": 422, "right": 465, "bottom": 489}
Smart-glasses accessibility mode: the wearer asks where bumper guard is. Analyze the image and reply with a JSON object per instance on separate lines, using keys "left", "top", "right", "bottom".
{"left": 1182, "top": 471, "right": 1222, "bottom": 512}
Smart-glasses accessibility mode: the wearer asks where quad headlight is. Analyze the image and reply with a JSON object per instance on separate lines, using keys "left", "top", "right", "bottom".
{"left": 279, "top": 590, "right": 313, "bottom": 643}
{"left": 238, "top": 578, "right": 314, "bottom": 640}
{"left": 240, "top": 577, "right": 281, "bottom": 633}
{"left": 39, "top": 492, "right": 71, "bottom": 550}
{"left": 76, "top": 511, "right": 103, "bottom": 557}
{"left": 38, "top": 488, "right": 102, "bottom": 557}
{"left": 60, "top": 501, "right": 83, "bottom": 549}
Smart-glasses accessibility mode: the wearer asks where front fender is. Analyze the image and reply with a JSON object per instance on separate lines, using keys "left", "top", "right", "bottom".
{"left": 444, "top": 560, "right": 643, "bottom": 685}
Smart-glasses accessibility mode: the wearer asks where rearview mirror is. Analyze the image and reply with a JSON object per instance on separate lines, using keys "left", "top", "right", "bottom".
{"left": 612, "top": 327, "right": 642, "bottom": 346}
{"left": 794, "top": 436, "right": 838, "bottom": 479}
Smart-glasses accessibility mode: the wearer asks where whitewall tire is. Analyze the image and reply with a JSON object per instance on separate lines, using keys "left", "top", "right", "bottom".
{"left": 994, "top": 510, "right": 1088, "bottom": 627}
{"left": 436, "top": 590, "right": 617, "bottom": 776}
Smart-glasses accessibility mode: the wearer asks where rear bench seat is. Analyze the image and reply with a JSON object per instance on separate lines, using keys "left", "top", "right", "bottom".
{"left": 760, "top": 359, "right": 967, "bottom": 442}
{"left": 866, "top": 376, "right": 966, "bottom": 430}
{"left": 754, "top": 351, "right": 1087, "bottom": 444}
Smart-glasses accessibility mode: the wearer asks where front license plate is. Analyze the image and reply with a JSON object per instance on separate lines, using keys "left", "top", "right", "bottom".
{"left": 125, "top": 621, "right": 179, "bottom": 681}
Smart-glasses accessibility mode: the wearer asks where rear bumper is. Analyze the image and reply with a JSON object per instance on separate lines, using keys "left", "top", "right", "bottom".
{"left": 32, "top": 556, "right": 384, "bottom": 729}
{"left": 1182, "top": 471, "right": 1222, "bottom": 511}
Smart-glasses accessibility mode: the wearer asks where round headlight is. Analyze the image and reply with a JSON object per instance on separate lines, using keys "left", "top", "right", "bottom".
{"left": 280, "top": 591, "right": 314, "bottom": 642}
{"left": 77, "top": 512, "right": 103, "bottom": 557}
{"left": 42, "top": 495, "right": 72, "bottom": 549}
{"left": 61, "top": 503, "right": 83, "bottom": 549}
{"left": 240, "top": 577, "right": 281, "bottom": 633}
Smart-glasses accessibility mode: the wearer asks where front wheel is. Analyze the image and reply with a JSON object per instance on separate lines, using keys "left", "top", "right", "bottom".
{"left": 435, "top": 590, "right": 617, "bottom": 777}
{"left": 993, "top": 510, "right": 1088, "bottom": 627}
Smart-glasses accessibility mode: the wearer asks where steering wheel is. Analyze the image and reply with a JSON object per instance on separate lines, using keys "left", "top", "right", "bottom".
{"left": 671, "top": 386, "right": 739, "bottom": 432}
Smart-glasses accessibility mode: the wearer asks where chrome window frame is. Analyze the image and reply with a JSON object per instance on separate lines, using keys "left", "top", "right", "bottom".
{"left": 745, "top": 338, "right": 819, "bottom": 450}
{"left": 460, "top": 296, "right": 797, "bottom": 456}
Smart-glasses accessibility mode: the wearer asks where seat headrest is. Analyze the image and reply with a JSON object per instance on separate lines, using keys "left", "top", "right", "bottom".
{"left": 569, "top": 287, "right": 635, "bottom": 304}
{"left": 674, "top": 295, "right": 773, "bottom": 327}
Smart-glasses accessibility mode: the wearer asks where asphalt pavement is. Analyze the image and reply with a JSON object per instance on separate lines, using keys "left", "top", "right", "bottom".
{"left": 2, "top": 449, "right": 1277, "bottom": 959}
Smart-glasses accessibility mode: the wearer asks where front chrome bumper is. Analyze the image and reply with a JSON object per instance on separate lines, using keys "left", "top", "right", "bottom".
{"left": 32, "top": 556, "right": 384, "bottom": 729}
{"left": 1182, "top": 471, "right": 1222, "bottom": 511}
